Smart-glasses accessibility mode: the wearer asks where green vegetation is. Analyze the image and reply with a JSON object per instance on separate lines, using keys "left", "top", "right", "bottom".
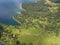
{"left": 0, "top": 0, "right": 60, "bottom": 45}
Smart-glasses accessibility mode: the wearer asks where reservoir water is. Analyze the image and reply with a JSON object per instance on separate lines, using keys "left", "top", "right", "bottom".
{"left": 0, "top": 0, "right": 36, "bottom": 25}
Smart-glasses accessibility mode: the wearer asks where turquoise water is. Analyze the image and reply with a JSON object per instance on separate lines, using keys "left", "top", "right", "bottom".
{"left": 0, "top": 0, "right": 36, "bottom": 25}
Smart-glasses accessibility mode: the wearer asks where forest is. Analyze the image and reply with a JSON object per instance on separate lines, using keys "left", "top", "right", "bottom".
{"left": 0, "top": 0, "right": 60, "bottom": 45}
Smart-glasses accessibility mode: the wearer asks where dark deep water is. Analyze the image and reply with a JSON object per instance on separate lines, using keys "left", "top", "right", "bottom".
{"left": 0, "top": 0, "right": 36, "bottom": 25}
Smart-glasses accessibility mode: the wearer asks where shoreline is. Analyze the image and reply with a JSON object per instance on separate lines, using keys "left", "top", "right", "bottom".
{"left": 12, "top": 16, "right": 21, "bottom": 25}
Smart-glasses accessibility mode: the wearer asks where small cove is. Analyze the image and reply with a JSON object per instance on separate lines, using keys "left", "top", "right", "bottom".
{"left": 0, "top": 0, "right": 36, "bottom": 25}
